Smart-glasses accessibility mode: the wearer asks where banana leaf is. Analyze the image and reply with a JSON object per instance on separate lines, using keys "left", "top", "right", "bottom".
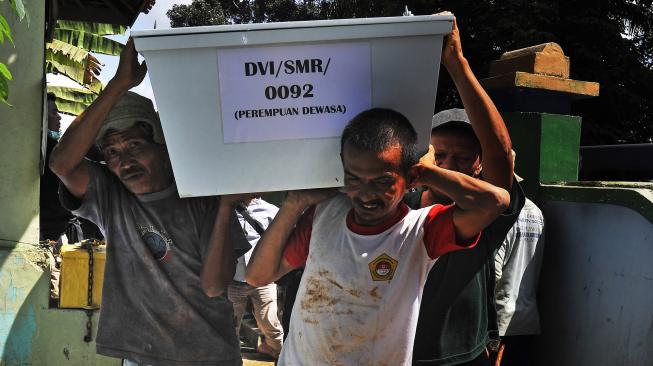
{"left": 53, "top": 98, "right": 91, "bottom": 116}
{"left": 56, "top": 21, "right": 127, "bottom": 36}
{"left": 48, "top": 85, "right": 97, "bottom": 104}
{"left": 53, "top": 29, "right": 123, "bottom": 56}
{"left": 46, "top": 39, "right": 90, "bottom": 63}
{"left": 48, "top": 91, "right": 97, "bottom": 116}
{"left": 46, "top": 60, "right": 103, "bottom": 94}
{"left": 46, "top": 40, "right": 103, "bottom": 86}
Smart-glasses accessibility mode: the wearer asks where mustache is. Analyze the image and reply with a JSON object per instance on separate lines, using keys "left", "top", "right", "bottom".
{"left": 354, "top": 198, "right": 384, "bottom": 207}
{"left": 119, "top": 166, "right": 146, "bottom": 180}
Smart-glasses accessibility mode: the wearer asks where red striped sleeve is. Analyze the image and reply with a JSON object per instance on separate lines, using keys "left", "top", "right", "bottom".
{"left": 282, "top": 206, "right": 315, "bottom": 268}
{"left": 423, "top": 204, "right": 480, "bottom": 259}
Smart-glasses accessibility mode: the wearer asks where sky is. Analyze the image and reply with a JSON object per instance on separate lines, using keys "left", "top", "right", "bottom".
{"left": 48, "top": 0, "right": 193, "bottom": 131}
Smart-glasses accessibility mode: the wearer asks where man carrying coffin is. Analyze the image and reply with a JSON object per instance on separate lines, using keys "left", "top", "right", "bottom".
{"left": 407, "top": 17, "right": 524, "bottom": 366}
{"left": 49, "top": 39, "right": 249, "bottom": 366}
{"left": 234, "top": 105, "right": 509, "bottom": 365}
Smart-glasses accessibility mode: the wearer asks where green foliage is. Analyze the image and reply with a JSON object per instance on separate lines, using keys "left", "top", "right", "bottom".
{"left": 167, "top": 0, "right": 227, "bottom": 27}
{"left": 53, "top": 29, "right": 124, "bottom": 56}
{"left": 0, "top": 19, "right": 11, "bottom": 104}
{"left": 418, "top": 0, "right": 653, "bottom": 145}
{"left": 8, "top": 0, "right": 27, "bottom": 24}
{"left": 0, "top": 14, "right": 14, "bottom": 45}
{"left": 0, "top": 0, "right": 28, "bottom": 105}
{"left": 47, "top": 86, "right": 98, "bottom": 116}
{"left": 0, "top": 62, "right": 10, "bottom": 80}
{"left": 46, "top": 21, "right": 127, "bottom": 103}
{"left": 0, "top": 66, "right": 8, "bottom": 104}
{"left": 45, "top": 40, "right": 104, "bottom": 94}
{"left": 56, "top": 21, "right": 126, "bottom": 36}
{"left": 167, "top": 0, "right": 653, "bottom": 144}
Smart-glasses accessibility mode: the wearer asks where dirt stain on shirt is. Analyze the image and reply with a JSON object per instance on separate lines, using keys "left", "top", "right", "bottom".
{"left": 369, "top": 286, "right": 380, "bottom": 301}
{"left": 301, "top": 270, "right": 340, "bottom": 311}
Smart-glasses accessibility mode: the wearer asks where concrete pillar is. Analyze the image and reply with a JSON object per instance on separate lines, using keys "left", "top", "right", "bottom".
{"left": 0, "top": 1, "right": 45, "bottom": 247}
{"left": 479, "top": 43, "right": 599, "bottom": 197}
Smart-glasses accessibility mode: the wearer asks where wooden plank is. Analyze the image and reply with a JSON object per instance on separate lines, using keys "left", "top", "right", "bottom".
{"left": 480, "top": 72, "right": 600, "bottom": 97}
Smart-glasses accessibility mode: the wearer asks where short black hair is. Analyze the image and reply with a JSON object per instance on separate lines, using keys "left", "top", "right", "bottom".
{"left": 432, "top": 122, "right": 481, "bottom": 155}
{"left": 47, "top": 92, "right": 56, "bottom": 102}
{"left": 340, "top": 108, "right": 418, "bottom": 175}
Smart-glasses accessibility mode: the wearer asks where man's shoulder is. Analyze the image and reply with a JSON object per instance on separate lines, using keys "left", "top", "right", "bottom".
{"left": 317, "top": 192, "right": 349, "bottom": 209}
{"left": 522, "top": 198, "right": 543, "bottom": 217}
{"left": 60, "top": 162, "right": 121, "bottom": 206}
{"left": 169, "top": 195, "right": 217, "bottom": 218}
{"left": 309, "top": 193, "right": 350, "bottom": 229}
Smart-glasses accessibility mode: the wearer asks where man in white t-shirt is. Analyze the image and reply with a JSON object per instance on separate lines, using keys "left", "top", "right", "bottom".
{"left": 239, "top": 107, "right": 510, "bottom": 365}
{"left": 228, "top": 198, "right": 284, "bottom": 358}
{"left": 494, "top": 197, "right": 545, "bottom": 366}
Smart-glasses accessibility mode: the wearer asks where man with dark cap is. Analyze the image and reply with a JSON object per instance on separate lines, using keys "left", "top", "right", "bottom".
{"left": 49, "top": 39, "right": 248, "bottom": 366}
{"left": 407, "top": 17, "right": 525, "bottom": 366}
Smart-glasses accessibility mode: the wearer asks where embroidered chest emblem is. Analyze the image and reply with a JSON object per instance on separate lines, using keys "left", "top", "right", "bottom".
{"left": 368, "top": 253, "right": 398, "bottom": 281}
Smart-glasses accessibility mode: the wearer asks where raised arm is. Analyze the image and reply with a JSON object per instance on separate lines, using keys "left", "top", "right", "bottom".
{"left": 245, "top": 189, "right": 336, "bottom": 287}
{"left": 442, "top": 17, "right": 513, "bottom": 190}
{"left": 413, "top": 146, "right": 510, "bottom": 241}
{"left": 49, "top": 39, "right": 147, "bottom": 198}
{"left": 200, "top": 197, "right": 238, "bottom": 297}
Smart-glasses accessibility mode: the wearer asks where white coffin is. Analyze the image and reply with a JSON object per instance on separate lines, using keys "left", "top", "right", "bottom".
{"left": 132, "top": 15, "right": 453, "bottom": 196}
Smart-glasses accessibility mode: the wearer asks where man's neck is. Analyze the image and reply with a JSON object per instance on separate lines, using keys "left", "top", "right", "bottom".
{"left": 347, "top": 204, "right": 409, "bottom": 235}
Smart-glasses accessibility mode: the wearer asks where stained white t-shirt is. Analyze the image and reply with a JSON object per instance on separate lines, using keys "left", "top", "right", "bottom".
{"left": 279, "top": 194, "right": 478, "bottom": 365}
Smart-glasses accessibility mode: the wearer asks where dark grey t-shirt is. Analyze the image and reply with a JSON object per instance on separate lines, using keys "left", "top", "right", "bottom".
{"left": 61, "top": 163, "right": 247, "bottom": 366}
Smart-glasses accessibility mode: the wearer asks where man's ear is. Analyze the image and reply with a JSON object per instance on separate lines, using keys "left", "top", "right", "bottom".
{"left": 474, "top": 163, "right": 483, "bottom": 178}
{"left": 405, "top": 168, "right": 418, "bottom": 189}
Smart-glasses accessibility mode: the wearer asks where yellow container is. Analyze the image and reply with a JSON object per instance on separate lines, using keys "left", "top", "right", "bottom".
{"left": 59, "top": 243, "right": 106, "bottom": 309}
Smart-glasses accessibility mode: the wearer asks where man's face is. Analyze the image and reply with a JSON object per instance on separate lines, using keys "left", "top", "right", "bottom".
{"left": 101, "top": 126, "right": 173, "bottom": 194}
{"left": 47, "top": 100, "right": 61, "bottom": 132}
{"left": 342, "top": 141, "right": 408, "bottom": 226}
{"left": 430, "top": 129, "right": 481, "bottom": 178}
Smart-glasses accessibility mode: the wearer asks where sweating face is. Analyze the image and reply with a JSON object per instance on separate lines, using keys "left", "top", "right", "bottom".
{"left": 101, "top": 126, "right": 173, "bottom": 194}
{"left": 430, "top": 129, "right": 481, "bottom": 178}
{"left": 47, "top": 99, "right": 61, "bottom": 132}
{"left": 342, "top": 141, "right": 408, "bottom": 226}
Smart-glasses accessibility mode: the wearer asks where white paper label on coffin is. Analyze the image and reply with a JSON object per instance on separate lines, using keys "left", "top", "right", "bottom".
{"left": 218, "top": 42, "right": 372, "bottom": 143}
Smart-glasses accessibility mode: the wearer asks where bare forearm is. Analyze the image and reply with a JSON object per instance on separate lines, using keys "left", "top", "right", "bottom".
{"left": 201, "top": 201, "right": 236, "bottom": 297}
{"left": 50, "top": 79, "right": 129, "bottom": 175}
{"left": 420, "top": 164, "right": 508, "bottom": 212}
{"left": 446, "top": 56, "right": 513, "bottom": 189}
{"left": 245, "top": 200, "right": 304, "bottom": 286}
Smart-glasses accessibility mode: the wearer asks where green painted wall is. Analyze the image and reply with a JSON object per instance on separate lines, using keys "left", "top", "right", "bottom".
{"left": 0, "top": 1, "right": 43, "bottom": 247}
{"left": 503, "top": 112, "right": 581, "bottom": 197}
